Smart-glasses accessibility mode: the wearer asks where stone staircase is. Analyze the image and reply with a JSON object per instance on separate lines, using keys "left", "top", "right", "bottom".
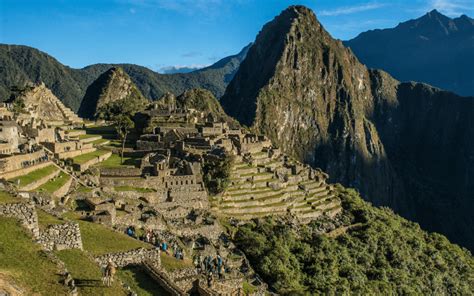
{"left": 216, "top": 152, "right": 341, "bottom": 221}
{"left": 55, "top": 100, "right": 83, "bottom": 124}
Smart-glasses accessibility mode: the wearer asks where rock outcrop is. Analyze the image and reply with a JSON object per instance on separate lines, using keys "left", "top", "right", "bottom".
{"left": 78, "top": 67, "right": 149, "bottom": 119}
{"left": 221, "top": 5, "right": 474, "bottom": 251}
{"left": 9, "top": 82, "right": 82, "bottom": 123}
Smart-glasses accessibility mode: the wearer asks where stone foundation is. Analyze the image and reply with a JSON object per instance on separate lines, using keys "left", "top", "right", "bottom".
{"left": 38, "top": 222, "right": 83, "bottom": 251}
{"left": 0, "top": 202, "right": 39, "bottom": 238}
{"left": 94, "top": 247, "right": 161, "bottom": 268}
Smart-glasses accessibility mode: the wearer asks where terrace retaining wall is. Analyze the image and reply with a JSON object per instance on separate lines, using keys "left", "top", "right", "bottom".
{"left": 38, "top": 222, "right": 83, "bottom": 251}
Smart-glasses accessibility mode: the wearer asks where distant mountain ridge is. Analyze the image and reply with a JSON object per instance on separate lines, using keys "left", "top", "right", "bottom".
{"left": 345, "top": 9, "right": 474, "bottom": 96}
{"left": 0, "top": 43, "right": 251, "bottom": 111}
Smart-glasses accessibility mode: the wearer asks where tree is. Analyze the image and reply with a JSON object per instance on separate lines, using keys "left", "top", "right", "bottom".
{"left": 113, "top": 115, "right": 134, "bottom": 164}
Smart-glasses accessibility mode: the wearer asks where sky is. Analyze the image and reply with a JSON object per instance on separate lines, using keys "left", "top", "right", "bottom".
{"left": 1, "top": 0, "right": 473, "bottom": 72}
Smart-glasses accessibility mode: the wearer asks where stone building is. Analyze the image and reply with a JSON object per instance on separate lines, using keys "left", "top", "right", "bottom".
{"left": 0, "top": 121, "right": 20, "bottom": 155}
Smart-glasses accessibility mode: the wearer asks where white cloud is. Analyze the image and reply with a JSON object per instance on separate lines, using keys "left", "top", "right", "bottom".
{"left": 158, "top": 64, "right": 209, "bottom": 74}
{"left": 427, "top": 0, "right": 474, "bottom": 16}
{"left": 319, "top": 2, "right": 387, "bottom": 17}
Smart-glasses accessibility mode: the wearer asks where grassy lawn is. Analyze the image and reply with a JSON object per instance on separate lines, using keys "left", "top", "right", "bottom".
{"left": 72, "top": 150, "right": 110, "bottom": 165}
{"left": 36, "top": 172, "right": 70, "bottom": 194}
{"left": 114, "top": 186, "right": 156, "bottom": 193}
{"left": 97, "top": 153, "right": 140, "bottom": 168}
{"left": 160, "top": 253, "right": 194, "bottom": 271}
{"left": 0, "top": 217, "right": 68, "bottom": 295}
{"left": 9, "top": 165, "right": 57, "bottom": 188}
{"left": 36, "top": 209, "right": 64, "bottom": 229}
{"left": 56, "top": 249, "right": 127, "bottom": 296}
{"left": 78, "top": 134, "right": 100, "bottom": 140}
{"left": 0, "top": 190, "right": 19, "bottom": 203}
{"left": 73, "top": 219, "right": 149, "bottom": 255}
{"left": 91, "top": 138, "right": 110, "bottom": 146}
{"left": 117, "top": 265, "right": 169, "bottom": 296}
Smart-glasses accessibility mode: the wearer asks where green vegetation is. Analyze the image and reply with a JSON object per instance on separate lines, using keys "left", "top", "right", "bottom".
{"left": 57, "top": 249, "right": 126, "bottom": 295}
{"left": 9, "top": 165, "right": 57, "bottom": 188}
{"left": 242, "top": 281, "right": 258, "bottom": 294}
{"left": 85, "top": 125, "right": 117, "bottom": 139}
{"left": 72, "top": 150, "right": 110, "bottom": 165}
{"left": 160, "top": 253, "right": 194, "bottom": 271}
{"left": 78, "top": 134, "right": 100, "bottom": 140}
{"left": 113, "top": 114, "right": 135, "bottom": 164}
{"left": 203, "top": 154, "right": 233, "bottom": 195}
{"left": 36, "top": 172, "right": 70, "bottom": 194}
{"left": 97, "top": 153, "right": 140, "bottom": 168}
{"left": 91, "top": 138, "right": 109, "bottom": 146}
{"left": 74, "top": 219, "right": 149, "bottom": 255}
{"left": 36, "top": 209, "right": 63, "bottom": 228}
{"left": 0, "top": 190, "right": 19, "bottom": 203}
{"left": 114, "top": 186, "right": 155, "bottom": 193}
{"left": 117, "top": 265, "right": 169, "bottom": 296}
{"left": 0, "top": 44, "right": 249, "bottom": 112}
{"left": 0, "top": 217, "right": 68, "bottom": 295}
{"left": 234, "top": 186, "right": 474, "bottom": 295}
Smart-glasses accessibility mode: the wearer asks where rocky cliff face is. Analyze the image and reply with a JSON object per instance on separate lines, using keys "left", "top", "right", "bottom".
{"left": 221, "top": 6, "right": 474, "bottom": 250}
{"left": 78, "top": 67, "right": 149, "bottom": 119}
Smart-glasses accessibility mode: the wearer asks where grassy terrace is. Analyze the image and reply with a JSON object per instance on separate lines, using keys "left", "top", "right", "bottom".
{"left": 78, "top": 134, "right": 101, "bottom": 140}
{"left": 57, "top": 249, "right": 127, "bottom": 295}
{"left": 221, "top": 194, "right": 286, "bottom": 207}
{"left": 75, "top": 219, "right": 149, "bottom": 255}
{"left": 36, "top": 172, "right": 70, "bottom": 194}
{"left": 97, "top": 153, "right": 140, "bottom": 168}
{"left": 225, "top": 188, "right": 275, "bottom": 198}
{"left": 117, "top": 266, "right": 168, "bottom": 296}
{"left": 239, "top": 171, "right": 271, "bottom": 177}
{"left": 114, "top": 186, "right": 156, "bottom": 193}
{"left": 9, "top": 165, "right": 57, "bottom": 188}
{"left": 0, "top": 190, "right": 19, "bottom": 203}
{"left": 91, "top": 138, "right": 109, "bottom": 146}
{"left": 72, "top": 150, "right": 110, "bottom": 165}
{"left": 37, "top": 209, "right": 64, "bottom": 228}
{"left": 0, "top": 217, "right": 68, "bottom": 295}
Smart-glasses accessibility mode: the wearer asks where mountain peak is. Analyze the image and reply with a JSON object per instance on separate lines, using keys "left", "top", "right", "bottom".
{"left": 78, "top": 66, "right": 148, "bottom": 119}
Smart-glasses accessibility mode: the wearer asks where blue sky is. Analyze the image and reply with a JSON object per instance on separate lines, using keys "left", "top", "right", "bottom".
{"left": 1, "top": 0, "right": 473, "bottom": 72}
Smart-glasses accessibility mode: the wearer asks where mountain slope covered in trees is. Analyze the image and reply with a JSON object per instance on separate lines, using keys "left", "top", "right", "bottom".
{"left": 0, "top": 43, "right": 250, "bottom": 111}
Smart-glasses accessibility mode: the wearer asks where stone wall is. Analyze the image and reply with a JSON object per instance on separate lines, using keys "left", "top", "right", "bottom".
{"left": 0, "top": 202, "right": 39, "bottom": 238}
{"left": 94, "top": 248, "right": 161, "bottom": 268}
{"left": 100, "top": 176, "right": 164, "bottom": 190}
{"left": 57, "top": 147, "right": 96, "bottom": 159}
{"left": 0, "top": 150, "right": 49, "bottom": 178}
{"left": 38, "top": 222, "right": 83, "bottom": 251}
{"left": 100, "top": 167, "right": 142, "bottom": 177}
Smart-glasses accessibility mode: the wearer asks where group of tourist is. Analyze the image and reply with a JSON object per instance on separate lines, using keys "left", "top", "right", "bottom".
{"left": 125, "top": 226, "right": 185, "bottom": 260}
{"left": 194, "top": 253, "right": 227, "bottom": 284}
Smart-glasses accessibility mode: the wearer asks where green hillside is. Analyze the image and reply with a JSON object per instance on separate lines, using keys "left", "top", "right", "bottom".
{"left": 234, "top": 186, "right": 474, "bottom": 294}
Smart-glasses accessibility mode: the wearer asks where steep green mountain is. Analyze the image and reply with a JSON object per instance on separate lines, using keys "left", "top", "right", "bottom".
{"left": 78, "top": 67, "right": 149, "bottom": 119}
{"left": 234, "top": 186, "right": 474, "bottom": 294}
{"left": 221, "top": 6, "right": 474, "bottom": 251}
{"left": 0, "top": 43, "right": 250, "bottom": 111}
{"left": 345, "top": 10, "right": 474, "bottom": 97}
